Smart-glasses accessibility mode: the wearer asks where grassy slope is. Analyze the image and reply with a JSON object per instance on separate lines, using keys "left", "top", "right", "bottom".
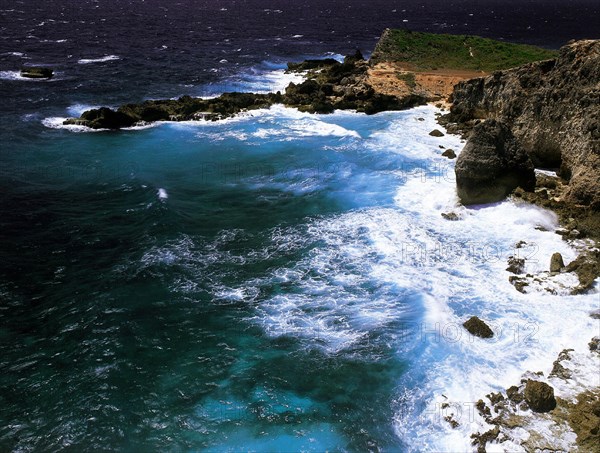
{"left": 371, "top": 29, "right": 558, "bottom": 72}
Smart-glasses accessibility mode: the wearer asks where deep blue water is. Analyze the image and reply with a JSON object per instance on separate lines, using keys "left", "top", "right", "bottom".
{"left": 1, "top": 1, "right": 599, "bottom": 452}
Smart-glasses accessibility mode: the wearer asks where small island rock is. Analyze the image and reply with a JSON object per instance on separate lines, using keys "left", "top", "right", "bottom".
{"left": 463, "top": 316, "right": 494, "bottom": 338}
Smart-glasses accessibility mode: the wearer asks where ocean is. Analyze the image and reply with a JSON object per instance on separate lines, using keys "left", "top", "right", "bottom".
{"left": 1, "top": 1, "right": 599, "bottom": 451}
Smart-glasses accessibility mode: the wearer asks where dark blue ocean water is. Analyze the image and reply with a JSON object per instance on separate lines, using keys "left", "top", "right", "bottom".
{"left": 1, "top": 1, "right": 599, "bottom": 452}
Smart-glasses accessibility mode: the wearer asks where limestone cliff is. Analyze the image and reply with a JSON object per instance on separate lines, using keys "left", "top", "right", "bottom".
{"left": 448, "top": 40, "right": 600, "bottom": 209}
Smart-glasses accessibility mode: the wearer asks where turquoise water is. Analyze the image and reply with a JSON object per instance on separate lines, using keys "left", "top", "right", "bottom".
{"left": 3, "top": 106, "right": 443, "bottom": 451}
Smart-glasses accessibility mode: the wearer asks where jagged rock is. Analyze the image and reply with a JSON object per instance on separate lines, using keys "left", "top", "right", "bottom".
{"left": 441, "top": 212, "right": 459, "bottom": 221}
{"left": 444, "top": 415, "right": 459, "bottom": 428}
{"left": 524, "top": 380, "right": 556, "bottom": 412}
{"left": 590, "top": 310, "right": 600, "bottom": 320}
{"left": 550, "top": 349, "right": 574, "bottom": 379}
{"left": 507, "top": 385, "right": 524, "bottom": 404}
{"left": 550, "top": 252, "right": 565, "bottom": 273}
{"left": 344, "top": 49, "right": 364, "bottom": 64}
{"left": 590, "top": 337, "right": 600, "bottom": 353}
{"left": 567, "top": 390, "right": 600, "bottom": 452}
{"left": 506, "top": 256, "right": 525, "bottom": 274}
{"left": 471, "top": 426, "right": 500, "bottom": 453}
{"left": 442, "top": 149, "right": 456, "bottom": 159}
{"left": 487, "top": 392, "right": 505, "bottom": 406}
{"left": 287, "top": 58, "right": 340, "bottom": 71}
{"left": 515, "top": 240, "right": 527, "bottom": 249}
{"left": 20, "top": 66, "right": 53, "bottom": 79}
{"left": 463, "top": 316, "right": 494, "bottom": 338}
{"left": 429, "top": 129, "right": 445, "bottom": 137}
{"left": 455, "top": 120, "right": 535, "bottom": 205}
{"left": 448, "top": 40, "right": 600, "bottom": 209}
{"left": 564, "top": 250, "right": 600, "bottom": 293}
{"left": 509, "top": 276, "right": 529, "bottom": 293}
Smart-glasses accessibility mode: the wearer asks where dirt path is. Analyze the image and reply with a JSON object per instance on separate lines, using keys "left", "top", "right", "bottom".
{"left": 367, "top": 62, "right": 485, "bottom": 101}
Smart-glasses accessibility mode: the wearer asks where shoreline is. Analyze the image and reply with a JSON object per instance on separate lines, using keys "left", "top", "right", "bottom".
{"left": 45, "top": 31, "right": 599, "bottom": 451}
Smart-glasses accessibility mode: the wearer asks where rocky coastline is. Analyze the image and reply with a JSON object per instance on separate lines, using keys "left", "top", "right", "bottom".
{"left": 60, "top": 31, "right": 599, "bottom": 451}
{"left": 439, "top": 38, "right": 599, "bottom": 452}
{"left": 62, "top": 50, "right": 433, "bottom": 130}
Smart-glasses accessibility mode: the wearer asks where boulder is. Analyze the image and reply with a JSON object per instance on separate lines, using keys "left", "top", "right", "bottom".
{"left": 524, "top": 380, "right": 556, "bottom": 412}
{"left": 550, "top": 252, "right": 565, "bottom": 273}
{"left": 429, "top": 129, "right": 445, "bottom": 137}
{"left": 442, "top": 149, "right": 456, "bottom": 159}
{"left": 455, "top": 120, "right": 535, "bottom": 205}
{"left": 463, "top": 316, "right": 494, "bottom": 338}
{"left": 20, "top": 66, "right": 53, "bottom": 79}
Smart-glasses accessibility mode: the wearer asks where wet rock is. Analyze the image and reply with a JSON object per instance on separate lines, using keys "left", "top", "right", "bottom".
{"left": 507, "top": 385, "right": 524, "bottom": 404}
{"left": 429, "top": 129, "right": 445, "bottom": 137}
{"left": 441, "top": 212, "right": 460, "bottom": 221}
{"left": 550, "top": 349, "right": 574, "bottom": 379}
{"left": 471, "top": 426, "right": 500, "bottom": 453}
{"left": 550, "top": 252, "right": 565, "bottom": 273}
{"left": 463, "top": 316, "right": 494, "bottom": 338}
{"left": 509, "top": 276, "right": 529, "bottom": 293}
{"left": 506, "top": 256, "right": 525, "bottom": 274}
{"left": 286, "top": 58, "right": 340, "bottom": 71}
{"left": 444, "top": 415, "right": 460, "bottom": 428}
{"left": 564, "top": 250, "right": 600, "bottom": 294}
{"left": 455, "top": 120, "right": 535, "bottom": 205}
{"left": 589, "top": 337, "right": 600, "bottom": 353}
{"left": 20, "top": 66, "right": 53, "bottom": 79}
{"left": 567, "top": 390, "right": 600, "bottom": 452}
{"left": 515, "top": 240, "right": 527, "bottom": 249}
{"left": 442, "top": 149, "right": 457, "bottom": 159}
{"left": 524, "top": 380, "right": 556, "bottom": 412}
{"left": 590, "top": 310, "right": 600, "bottom": 320}
{"left": 487, "top": 392, "right": 505, "bottom": 406}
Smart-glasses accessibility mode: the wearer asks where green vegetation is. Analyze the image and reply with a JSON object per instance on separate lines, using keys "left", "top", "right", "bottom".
{"left": 371, "top": 29, "right": 558, "bottom": 72}
{"left": 396, "top": 72, "right": 416, "bottom": 88}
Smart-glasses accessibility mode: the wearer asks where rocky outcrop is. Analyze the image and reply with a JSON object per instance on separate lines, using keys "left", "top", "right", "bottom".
{"left": 455, "top": 120, "right": 535, "bottom": 205}
{"left": 446, "top": 39, "right": 600, "bottom": 209}
{"left": 64, "top": 52, "right": 429, "bottom": 129}
{"left": 20, "top": 66, "right": 53, "bottom": 79}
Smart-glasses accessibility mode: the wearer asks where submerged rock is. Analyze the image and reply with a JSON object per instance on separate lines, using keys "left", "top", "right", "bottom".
{"left": 524, "top": 380, "right": 556, "bottom": 412}
{"left": 463, "top": 316, "right": 494, "bottom": 338}
{"left": 455, "top": 120, "right": 535, "bottom": 205}
{"left": 20, "top": 66, "right": 53, "bottom": 79}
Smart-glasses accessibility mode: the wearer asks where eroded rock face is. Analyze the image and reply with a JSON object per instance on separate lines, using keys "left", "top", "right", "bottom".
{"left": 524, "top": 380, "right": 556, "bottom": 413}
{"left": 455, "top": 120, "right": 535, "bottom": 205}
{"left": 448, "top": 40, "right": 600, "bottom": 209}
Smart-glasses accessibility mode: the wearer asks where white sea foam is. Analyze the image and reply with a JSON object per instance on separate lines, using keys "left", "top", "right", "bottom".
{"left": 157, "top": 188, "right": 168, "bottom": 200}
{"left": 77, "top": 55, "right": 120, "bottom": 64}
{"left": 0, "top": 70, "right": 58, "bottom": 81}
{"left": 42, "top": 117, "right": 102, "bottom": 132}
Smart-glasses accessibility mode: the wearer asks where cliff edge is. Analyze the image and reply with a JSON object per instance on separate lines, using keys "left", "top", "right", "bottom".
{"left": 447, "top": 39, "right": 600, "bottom": 210}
